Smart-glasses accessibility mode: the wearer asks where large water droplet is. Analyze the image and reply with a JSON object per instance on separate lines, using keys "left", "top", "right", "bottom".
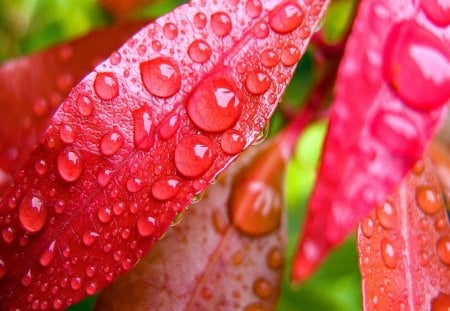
{"left": 187, "top": 78, "right": 241, "bottom": 132}
{"left": 416, "top": 186, "right": 442, "bottom": 214}
{"left": 151, "top": 176, "right": 181, "bottom": 200}
{"left": 70, "top": 276, "right": 82, "bottom": 290}
{"left": 133, "top": 106, "right": 155, "bottom": 150}
{"left": 245, "top": 70, "right": 271, "bottom": 95}
{"left": 376, "top": 202, "right": 396, "bottom": 229}
{"left": 253, "top": 277, "right": 273, "bottom": 299}
{"left": 281, "top": 44, "right": 301, "bottom": 66}
{"left": 98, "top": 207, "right": 112, "bottom": 223}
{"left": 383, "top": 21, "right": 450, "bottom": 110}
{"left": 57, "top": 148, "right": 83, "bottom": 182}
{"left": 194, "top": 12, "right": 207, "bottom": 29}
{"left": 0, "top": 259, "right": 7, "bottom": 279}
{"left": 175, "top": 135, "right": 214, "bottom": 178}
{"left": 221, "top": 129, "right": 245, "bottom": 155}
{"left": 188, "top": 40, "right": 212, "bottom": 63}
{"left": 380, "top": 238, "right": 397, "bottom": 269}
{"left": 140, "top": 57, "right": 181, "bottom": 98}
{"left": 211, "top": 12, "right": 232, "bottom": 37}
{"left": 269, "top": 3, "right": 304, "bottom": 34}
{"left": 76, "top": 94, "right": 94, "bottom": 117}
{"left": 163, "top": 23, "right": 178, "bottom": 39}
{"left": 100, "top": 130, "right": 124, "bottom": 156}
{"left": 246, "top": 0, "right": 263, "bottom": 18}
{"left": 82, "top": 231, "right": 99, "bottom": 246}
{"left": 94, "top": 72, "right": 119, "bottom": 100}
{"left": 261, "top": 49, "right": 280, "bottom": 68}
{"left": 436, "top": 236, "right": 450, "bottom": 265}
{"left": 39, "top": 241, "right": 56, "bottom": 266}
{"left": 59, "top": 124, "right": 76, "bottom": 144}
{"left": 253, "top": 22, "right": 269, "bottom": 39}
{"left": 158, "top": 114, "right": 179, "bottom": 140}
{"left": 421, "top": 0, "right": 450, "bottom": 27}
{"left": 137, "top": 216, "right": 156, "bottom": 237}
{"left": 19, "top": 194, "right": 47, "bottom": 233}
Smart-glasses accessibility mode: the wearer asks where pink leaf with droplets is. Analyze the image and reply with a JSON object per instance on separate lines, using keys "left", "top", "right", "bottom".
{"left": 357, "top": 157, "right": 450, "bottom": 310}
{"left": 292, "top": 0, "right": 450, "bottom": 282}
{"left": 0, "top": 1, "right": 328, "bottom": 309}
{"left": 0, "top": 21, "right": 147, "bottom": 196}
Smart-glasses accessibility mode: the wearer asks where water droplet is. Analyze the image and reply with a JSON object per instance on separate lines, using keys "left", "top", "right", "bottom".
{"left": 194, "top": 12, "right": 207, "bottom": 29}
{"left": 22, "top": 270, "right": 32, "bottom": 286}
{"left": 261, "top": 49, "right": 280, "bottom": 68}
{"left": 82, "top": 231, "right": 99, "bottom": 246}
{"left": 163, "top": 23, "right": 178, "bottom": 39}
{"left": 245, "top": 70, "right": 271, "bottom": 95}
{"left": 137, "top": 216, "right": 156, "bottom": 237}
{"left": 53, "top": 299, "right": 63, "bottom": 310}
{"left": 57, "top": 148, "right": 83, "bottom": 182}
{"left": 221, "top": 129, "right": 246, "bottom": 155}
{"left": 151, "top": 176, "right": 181, "bottom": 200}
{"left": 2, "top": 227, "right": 15, "bottom": 244}
{"left": 376, "top": 202, "right": 396, "bottom": 229}
{"left": 380, "top": 238, "right": 397, "bottom": 269}
{"left": 436, "top": 236, "right": 450, "bottom": 265}
{"left": 211, "top": 12, "right": 232, "bottom": 37}
{"left": 281, "top": 44, "right": 300, "bottom": 66}
{"left": 19, "top": 194, "right": 47, "bottom": 233}
{"left": 253, "top": 277, "right": 273, "bottom": 299}
{"left": 421, "top": 0, "right": 450, "bottom": 28}
{"left": 267, "top": 247, "right": 283, "bottom": 269}
{"left": 361, "top": 217, "right": 375, "bottom": 238}
{"left": 201, "top": 287, "right": 212, "bottom": 300}
{"left": 171, "top": 212, "right": 184, "bottom": 226}
{"left": 97, "top": 168, "right": 113, "bottom": 187}
{"left": 127, "top": 177, "right": 143, "bottom": 193}
{"left": 188, "top": 40, "right": 212, "bottom": 63}
{"left": 70, "top": 276, "right": 81, "bottom": 290}
{"left": 254, "top": 22, "right": 269, "bottom": 38}
{"left": 39, "top": 241, "right": 56, "bottom": 266}
{"left": 133, "top": 106, "right": 155, "bottom": 150}
{"left": 86, "top": 266, "right": 96, "bottom": 278}
{"left": 187, "top": 78, "right": 241, "bottom": 132}
{"left": 158, "top": 114, "right": 180, "bottom": 139}
{"left": 269, "top": 2, "right": 304, "bottom": 34}
{"left": 175, "top": 135, "right": 214, "bottom": 178}
{"left": 140, "top": 57, "right": 181, "bottom": 98}
{"left": 412, "top": 160, "right": 425, "bottom": 175}
{"left": 98, "top": 207, "right": 112, "bottom": 223}
{"left": 231, "top": 252, "right": 243, "bottom": 265}
{"left": 113, "top": 202, "right": 125, "bottom": 215}
{"left": 416, "top": 186, "right": 442, "bottom": 214}
{"left": 384, "top": 21, "right": 450, "bottom": 110}
{"left": 246, "top": 0, "right": 262, "bottom": 18}
{"left": 86, "top": 282, "right": 97, "bottom": 295}
{"left": 35, "top": 159, "right": 48, "bottom": 176}
{"left": 94, "top": 72, "right": 119, "bottom": 100}
{"left": 0, "top": 259, "right": 6, "bottom": 279}
{"left": 110, "top": 51, "right": 121, "bottom": 65}
{"left": 100, "top": 130, "right": 124, "bottom": 156}
{"left": 254, "top": 123, "right": 270, "bottom": 145}
{"left": 59, "top": 124, "right": 76, "bottom": 144}
{"left": 76, "top": 94, "right": 94, "bottom": 117}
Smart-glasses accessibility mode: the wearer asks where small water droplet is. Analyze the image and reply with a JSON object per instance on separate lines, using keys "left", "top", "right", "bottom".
{"left": 137, "top": 216, "right": 156, "bottom": 237}
{"left": 436, "top": 236, "right": 450, "bottom": 265}
{"left": 412, "top": 160, "right": 425, "bottom": 175}
{"left": 86, "top": 266, "right": 96, "bottom": 278}
{"left": 39, "top": 241, "right": 56, "bottom": 266}
{"left": 188, "top": 40, "right": 212, "bottom": 63}
{"left": 253, "top": 277, "right": 273, "bottom": 299}
{"left": 133, "top": 106, "right": 155, "bottom": 150}
{"left": 269, "top": 2, "right": 304, "bottom": 34}
{"left": 22, "top": 270, "right": 33, "bottom": 286}
{"left": 246, "top": 0, "right": 262, "bottom": 18}
{"left": 158, "top": 114, "right": 180, "bottom": 139}
{"left": 221, "top": 129, "right": 245, "bottom": 155}
{"left": 211, "top": 12, "right": 232, "bottom": 37}
{"left": 170, "top": 212, "right": 184, "bottom": 227}
{"left": 267, "top": 247, "right": 283, "bottom": 269}
{"left": 100, "top": 130, "right": 124, "bottom": 156}
{"left": 376, "top": 202, "right": 396, "bottom": 229}
{"left": 53, "top": 299, "right": 63, "bottom": 310}
{"left": 416, "top": 186, "right": 442, "bottom": 214}
{"left": 151, "top": 176, "right": 181, "bottom": 200}
{"left": 70, "top": 276, "right": 81, "bottom": 290}
{"left": 35, "top": 159, "right": 48, "bottom": 176}
{"left": 110, "top": 51, "right": 121, "bottom": 65}
{"left": 113, "top": 202, "right": 125, "bottom": 215}
{"left": 261, "top": 49, "right": 280, "bottom": 68}
{"left": 82, "top": 231, "right": 99, "bottom": 246}
{"left": 254, "top": 123, "right": 270, "bottom": 145}
{"left": 59, "top": 124, "right": 76, "bottom": 144}
{"left": 361, "top": 217, "right": 375, "bottom": 238}
{"left": 381, "top": 238, "right": 397, "bottom": 269}
{"left": 76, "top": 94, "right": 94, "bottom": 117}
{"left": 86, "top": 282, "right": 97, "bottom": 295}
{"left": 97, "top": 168, "right": 113, "bottom": 187}
{"left": 2, "top": 227, "right": 15, "bottom": 244}
{"left": 98, "top": 207, "right": 112, "bottom": 223}
{"left": 245, "top": 70, "right": 271, "bottom": 95}
{"left": 0, "top": 259, "right": 7, "bottom": 279}
{"left": 140, "top": 57, "right": 181, "bottom": 98}
{"left": 19, "top": 194, "right": 47, "bottom": 233}
{"left": 194, "top": 12, "right": 207, "bottom": 29}
{"left": 254, "top": 22, "right": 269, "bottom": 38}
{"left": 57, "top": 148, "right": 83, "bottom": 182}
{"left": 175, "top": 135, "right": 214, "bottom": 178}
{"left": 127, "top": 177, "right": 143, "bottom": 193}
{"left": 94, "top": 72, "right": 119, "bottom": 100}
{"left": 187, "top": 78, "right": 241, "bottom": 132}
{"left": 163, "top": 23, "right": 178, "bottom": 39}
{"left": 281, "top": 44, "right": 300, "bottom": 66}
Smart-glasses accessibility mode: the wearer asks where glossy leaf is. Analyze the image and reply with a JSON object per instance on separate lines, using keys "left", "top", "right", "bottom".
{"left": 0, "top": 21, "right": 147, "bottom": 196}
{"left": 0, "top": 1, "right": 329, "bottom": 309}
{"left": 293, "top": 0, "right": 449, "bottom": 281}
{"left": 357, "top": 158, "right": 450, "bottom": 310}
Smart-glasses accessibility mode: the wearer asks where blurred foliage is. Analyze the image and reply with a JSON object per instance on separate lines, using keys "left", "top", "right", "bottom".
{"left": 0, "top": 0, "right": 360, "bottom": 310}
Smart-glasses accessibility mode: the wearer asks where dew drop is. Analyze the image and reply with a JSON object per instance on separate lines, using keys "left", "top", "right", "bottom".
{"left": 211, "top": 12, "right": 232, "bottom": 37}
{"left": 383, "top": 21, "right": 450, "bottom": 110}
{"left": 19, "top": 194, "right": 47, "bottom": 233}
{"left": 86, "top": 266, "right": 96, "bottom": 278}
{"left": 70, "top": 277, "right": 81, "bottom": 290}
{"left": 245, "top": 70, "right": 271, "bottom": 95}
{"left": 97, "top": 168, "right": 113, "bottom": 187}
{"left": 163, "top": 23, "right": 178, "bottom": 39}
{"left": 137, "top": 44, "right": 147, "bottom": 56}
{"left": 267, "top": 247, "right": 283, "bottom": 269}
{"left": 59, "top": 124, "right": 76, "bottom": 144}
{"left": 269, "top": 2, "right": 304, "bottom": 34}
{"left": 82, "top": 231, "right": 99, "bottom": 246}
{"left": 2, "top": 227, "right": 15, "bottom": 244}
{"left": 94, "top": 72, "right": 119, "bottom": 100}
{"left": 261, "top": 49, "right": 280, "bottom": 68}
{"left": 110, "top": 51, "right": 121, "bottom": 65}
{"left": 221, "top": 129, "right": 246, "bottom": 155}
{"left": 39, "top": 241, "right": 56, "bottom": 266}
{"left": 436, "top": 236, "right": 450, "bottom": 265}
{"left": 194, "top": 12, "right": 207, "bottom": 29}
{"left": 380, "top": 238, "right": 397, "bottom": 269}
{"left": 140, "top": 57, "right": 181, "bottom": 98}
{"left": 132, "top": 105, "right": 155, "bottom": 150}
{"left": 376, "top": 202, "right": 396, "bottom": 229}
{"left": 158, "top": 114, "right": 180, "bottom": 139}
{"left": 231, "top": 252, "right": 243, "bottom": 266}
{"left": 76, "top": 94, "right": 94, "bottom": 117}
{"left": 35, "top": 159, "right": 48, "bottom": 176}
{"left": 137, "top": 216, "right": 156, "bottom": 237}
{"left": 151, "top": 176, "right": 181, "bottom": 200}
{"left": 174, "top": 135, "right": 214, "bottom": 178}
{"left": 22, "top": 270, "right": 32, "bottom": 287}
{"left": 281, "top": 44, "right": 301, "bottom": 66}
{"left": 100, "top": 130, "right": 124, "bottom": 156}
{"left": 416, "top": 186, "right": 442, "bottom": 214}
{"left": 57, "top": 148, "right": 83, "bottom": 182}
{"left": 187, "top": 78, "right": 241, "bottom": 132}
{"left": 361, "top": 217, "right": 375, "bottom": 238}
{"left": 253, "top": 277, "right": 273, "bottom": 299}
{"left": 127, "top": 177, "right": 143, "bottom": 193}
{"left": 254, "top": 123, "right": 270, "bottom": 145}
{"left": 86, "top": 282, "right": 97, "bottom": 295}
{"left": 188, "top": 40, "right": 212, "bottom": 63}
{"left": 171, "top": 212, "right": 184, "bottom": 226}
{"left": 113, "top": 202, "right": 125, "bottom": 216}
{"left": 254, "top": 22, "right": 269, "bottom": 38}
{"left": 98, "top": 207, "right": 112, "bottom": 223}
{"left": 53, "top": 299, "right": 63, "bottom": 310}
{"left": 0, "top": 259, "right": 6, "bottom": 279}
{"left": 246, "top": 0, "right": 263, "bottom": 18}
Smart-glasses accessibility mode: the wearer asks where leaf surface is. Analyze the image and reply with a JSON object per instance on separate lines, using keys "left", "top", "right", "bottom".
{"left": 292, "top": 0, "right": 450, "bottom": 281}
{"left": 0, "top": 0, "right": 329, "bottom": 309}
{"left": 357, "top": 157, "right": 450, "bottom": 310}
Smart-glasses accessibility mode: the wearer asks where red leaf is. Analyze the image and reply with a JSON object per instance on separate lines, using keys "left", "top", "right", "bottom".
{"left": 292, "top": 0, "right": 449, "bottom": 281}
{"left": 357, "top": 157, "right": 450, "bottom": 310}
{"left": 95, "top": 114, "right": 309, "bottom": 310}
{"left": 0, "top": 1, "right": 328, "bottom": 309}
{"left": 0, "top": 21, "right": 147, "bottom": 196}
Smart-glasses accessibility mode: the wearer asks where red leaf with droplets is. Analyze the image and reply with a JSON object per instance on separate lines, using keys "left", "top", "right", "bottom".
{"left": 0, "top": 21, "right": 147, "bottom": 196}
{"left": 0, "top": 1, "right": 328, "bottom": 309}
{"left": 357, "top": 158, "right": 450, "bottom": 310}
{"left": 292, "top": 0, "right": 450, "bottom": 281}
{"left": 95, "top": 115, "right": 309, "bottom": 310}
